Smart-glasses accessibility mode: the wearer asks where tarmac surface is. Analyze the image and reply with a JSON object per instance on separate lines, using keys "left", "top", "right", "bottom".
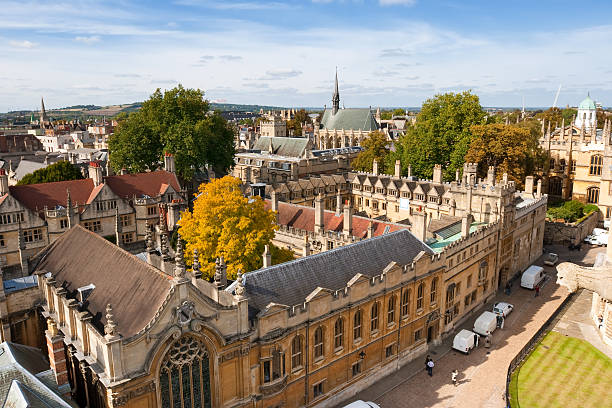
{"left": 335, "top": 244, "right": 606, "bottom": 408}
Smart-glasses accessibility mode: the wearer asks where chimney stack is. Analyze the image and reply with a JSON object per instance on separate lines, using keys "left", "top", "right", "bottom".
{"left": 394, "top": 159, "right": 401, "bottom": 178}
{"left": 372, "top": 159, "right": 379, "bottom": 176}
{"left": 433, "top": 164, "right": 443, "bottom": 184}
{"left": 0, "top": 169, "right": 8, "bottom": 195}
{"left": 536, "top": 179, "right": 542, "bottom": 198}
{"left": 45, "top": 319, "right": 71, "bottom": 398}
{"left": 271, "top": 190, "right": 279, "bottom": 222}
{"left": 263, "top": 245, "right": 271, "bottom": 268}
{"left": 461, "top": 212, "right": 474, "bottom": 238}
{"left": 412, "top": 212, "right": 427, "bottom": 242}
{"left": 303, "top": 236, "right": 310, "bottom": 257}
{"left": 367, "top": 220, "right": 375, "bottom": 239}
{"left": 88, "top": 162, "right": 103, "bottom": 186}
{"left": 336, "top": 189, "right": 343, "bottom": 216}
{"left": 315, "top": 193, "right": 325, "bottom": 234}
{"left": 407, "top": 164, "right": 412, "bottom": 178}
{"left": 164, "top": 152, "right": 176, "bottom": 173}
{"left": 487, "top": 166, "right": 496, "bottom": 185}
{"left": 343, "top": 200, "right": 353, "bottom": 238}
{"left": 524, "top": 176, "right": 534, "bottom": 196}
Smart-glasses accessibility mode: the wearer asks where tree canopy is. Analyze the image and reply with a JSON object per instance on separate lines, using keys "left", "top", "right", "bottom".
{"left": 178, "top": 176, "right": 285, "bottom": 280}
{"left": 464, "top": 122, "right": 544, "bottom": 189}
{"left": 392, "top": 91, "right": 486, "bottom": 179}
{"left": 351, "top": 131, "right": 390, "bottom": 173}
{"left": 286, "top": 109, "right": 312, "bottom": 136}
{"left": 109, "top": 85, "right": 235, "bottom": 179}
{"left": 18, "top": 160, "right": 84, "bottom": 185}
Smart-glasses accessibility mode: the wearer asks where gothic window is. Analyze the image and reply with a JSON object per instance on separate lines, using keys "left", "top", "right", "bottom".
{"left": 478, "top": 261, "right": 488, "bottom": 281}
{"left": 559, "top": 159, "right": 566, "bottom": 172}
{"left": 401, "top": 289, "right": 410, "bottom": 318}
{"left": 587, "top": 187, "right": 600, "bottom": 204}
{"left": 430, "top": 278, "right": 438, "bottom": 304}
{"left": 291, "top": 336, "right": 303, "bottom": 370}
{"left": 370, "top": 302, "right": 379, "bottom": 332}
{"left": 313, "top": 327, "right": 324, "bottom": 359}
{"left": 446, "top": 284, "right": 456, "bottom": 305}
{"left": 353, "top": 309, "right": 362, "bottom": 341}
{"left": 334, "top": 318, "right": 344, "bottom": 350}
{"left": 416, "top": 283, "right": 424, "bottom": 310}
{"left": 589, "top": 155, "right": 603, "bottom": 176}
{"left": 159, "top": 336, "right": 211, "bottom": 408}
{"left": 387, "top": 296, "right": 396, "bottom": 325}
{"left": 571, "top": 160, "right": 577, "bottom": 173}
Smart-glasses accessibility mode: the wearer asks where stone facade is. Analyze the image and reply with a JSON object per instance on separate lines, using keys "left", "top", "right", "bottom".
{"left": 543, "top": 210, "right": 600, "bottom": 245}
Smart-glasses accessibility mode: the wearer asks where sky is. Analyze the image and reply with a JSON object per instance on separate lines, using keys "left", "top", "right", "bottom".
{"left": 1, "top": 0, "right": 612, "bottom": 112}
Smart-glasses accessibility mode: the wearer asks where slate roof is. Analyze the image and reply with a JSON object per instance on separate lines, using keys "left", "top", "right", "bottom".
{"left": 265, "top": 200, "right": 409, "bottom": 239}
{"left": 230, "top": 229, "right": 432, "bottom": 314}
{"left": 0, "top": 342, "right": 70, "bottom": 407}
{"left": 252, "top": 137, "right": 310, "bottom": 158}
{"left": 429, "top": 216, "right": 461, "bottom": 236}
{"left": 34, "top": 226, "right": 173, "bottom": 337}
{"left": 12, "top": 160, "right": 47, "bottom": 182}
{"left": 320, "top": 108, "right": 379, "bottom": 131}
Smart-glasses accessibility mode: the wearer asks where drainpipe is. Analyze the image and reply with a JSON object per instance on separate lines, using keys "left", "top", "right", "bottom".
{"left": 396, "top": 287, "right": 403, "bottom": 371}
{"left": 304, "top": 319, "right": 310, "bottom": 406}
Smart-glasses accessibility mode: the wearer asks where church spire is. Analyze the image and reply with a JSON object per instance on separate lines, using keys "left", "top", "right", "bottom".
{"left": 40, "top": 97, "right": 47, "bottom": 125}
{"left": 332, "top": 68, "right": 340, "bottom": 115}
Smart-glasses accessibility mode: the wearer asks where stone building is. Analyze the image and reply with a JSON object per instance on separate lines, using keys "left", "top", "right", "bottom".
{"left": 539, "top": 95, "right": 612, "bottom": 219}
{"left": 260, "top": 115, "right": 287, "bottom": 138}
{"left": 314, "top": 71, "right": 379, "bottom": 150}
{"left": 37, "top": 224, "right": 443, "bottom": 408}
{"left": 0, "top": 156, "right": 184, "bottom": 274}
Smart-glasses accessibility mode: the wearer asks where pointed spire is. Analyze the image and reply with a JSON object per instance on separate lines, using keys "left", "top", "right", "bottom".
{"left": 104, "top": 304, "right": 118, "bottom": 337}
{"left": 40, "top": 97, "right": 46, "bottom": 124}
{"left": 174, "top": 234, "right": 186, "bottom": 279}
{"left": 214, "top": 256, "right": 227, "bottom": 289}
{"left": 160, "top": 233, "right": 170, "bottom": 261}
{"left": 332, "top": 67, "right": 340, "bottom": 115}
{"left": 145, "top": 225, "right": 154, "bottom": 253}
{"left": 192, "top": 249, "right": 202, "bottom": 279}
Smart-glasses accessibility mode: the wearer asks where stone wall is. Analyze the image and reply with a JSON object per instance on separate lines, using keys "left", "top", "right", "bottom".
{"left": 543, "top": 211, "right": 601, "bottom": 245}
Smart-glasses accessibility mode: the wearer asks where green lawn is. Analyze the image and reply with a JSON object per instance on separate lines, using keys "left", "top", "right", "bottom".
{"left": 509, "top": 331, "right": 612, "bottom": 408}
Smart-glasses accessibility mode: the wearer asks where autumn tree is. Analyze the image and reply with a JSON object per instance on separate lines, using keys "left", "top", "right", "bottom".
{"left": 178, "top": 176, "right": 286, "bottom": 280}
{"left": 352, "top": 131, "right": 390, "bottom": 173}
{"left": 109, "top": 85, "right": 235, "bottom": 180}
{"left": 465, "top": 123, "right": 544, "bottom": 189}
{"left": 286, "top": 109, "right": 312, "bottom": 136}
{"left": 393, "top": 91, "right": 486, "bottom": 179}
{"left": 18, "top": 161, "right": 84, "bottom": 185}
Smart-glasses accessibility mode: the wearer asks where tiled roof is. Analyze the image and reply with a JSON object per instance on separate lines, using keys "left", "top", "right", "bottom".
{"left": 104, "top": 170, "right": 181, "bottom": 199}
{"left": 35, "top": 226, "right": 172, "bottom": 337}
{"left": 252, "top": 137, "right": 310, "bottom": 157}
{"left": 231, "top": 230, "right": 432, "bottom": 314}
{"left": 264, "top": 200, "right": 409, "bottom": 239}
{"left": 320, "top": 108, "right": 379, "bottom": 131}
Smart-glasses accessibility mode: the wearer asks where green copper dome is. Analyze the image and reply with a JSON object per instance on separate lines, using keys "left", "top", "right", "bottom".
{"left": 579, "top": 95, "right": 596, "bottom": 110}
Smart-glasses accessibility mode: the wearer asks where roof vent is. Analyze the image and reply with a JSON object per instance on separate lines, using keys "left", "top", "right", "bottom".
{"left": 77, "top": 284, "right": 95, "bottom": 303}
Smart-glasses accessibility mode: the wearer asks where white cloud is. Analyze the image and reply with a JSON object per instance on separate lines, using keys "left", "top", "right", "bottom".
{"left": 379, "top": 0, "right": 416, "bottom": 5}
{"left": 259, "top": 69, "right": 303, "bottom": 80}
{"left": 8, "top": 40, "right": 37, "bottom": 48}
{"left": 75, "top": 35, "right": 101, "bottom": 44}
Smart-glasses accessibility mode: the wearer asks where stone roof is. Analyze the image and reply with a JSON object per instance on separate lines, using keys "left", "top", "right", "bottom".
{"left": 252, "top": 137, "right": 310, "bottom": 158}
{"left": 34, "top": 226, "right": 173, "bottom": 338}
{"left": 232, "top": 230, "right": 432, "bottom": 314}
{"left": 12, "top": 160, "right": 47, "bottom": 182}
{"left": 320, "top": 108, "right": 379, "bottom": 131}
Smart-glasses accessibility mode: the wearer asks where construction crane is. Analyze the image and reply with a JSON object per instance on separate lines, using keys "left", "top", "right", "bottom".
{"left": 552, "top": 84, "right": 562, "bottom": 109}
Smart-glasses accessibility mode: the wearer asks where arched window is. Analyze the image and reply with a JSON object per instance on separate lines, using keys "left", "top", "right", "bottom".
{"left": 159, "top": 336, "right": 211, "bottom": 408}
{"left": 370, "top": 302, "right": 379, "bottom": 331}
{"left": 587, "top": 187, "right": 600, "bottom": 204}
{"left": 387, "top": 296, "right": 396, "bottom": 325}
{"left": 590, "top": 155, "right": 603, "bottom": 176}
{"left": 430, "top": 278, "right": 438, "bottom": 304}
{"left": 334, "top": 318, "right": 344, "bottom": 349}
{"left": 291, "top": 335, "right": 303, "bottom": 369}
{"left": 353, "top": 310, "right": 362, "bottom": 341}
{"left": 478, "top": 261, "right": 488, "bottom": 281}
{"left": 401, "top": 289, "right": 410, "bottom": 317}
{"left": 416, "top": 283, "right": 424, "bottom": 310}
{"left": 313, "top": 327, "right": 324, "bottom": 359}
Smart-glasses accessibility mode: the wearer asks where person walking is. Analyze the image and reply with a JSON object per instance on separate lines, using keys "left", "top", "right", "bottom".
{"left": 451, "top": 369, "right": 458, "bottom": 386}
{"left": 425, "top": 355, "right": 431, "bottom": 372}
{"left": 427, "top": 359, "right": 434, "bottom": 377}
{"left": 473, "top": 333, "right": 479, "bottom": 347}
{"left": 535, "top": 284, "right": 540, "bottom": 297}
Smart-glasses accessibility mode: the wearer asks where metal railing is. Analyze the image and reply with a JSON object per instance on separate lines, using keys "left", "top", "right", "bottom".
{"left": 505, "top": 292, "right": 576, "bottom": 407}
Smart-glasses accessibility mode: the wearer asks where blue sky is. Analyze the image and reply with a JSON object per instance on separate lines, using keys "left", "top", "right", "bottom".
{"left": 1, "top": 0, "right": 612, "bottom": 111}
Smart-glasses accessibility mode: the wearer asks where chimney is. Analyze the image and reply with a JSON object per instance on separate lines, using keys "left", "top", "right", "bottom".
{"left": 466, "top": 186, "right": 473, "bottom": 215}
{"left": 487, "top": 166, "right": 496, "bottom": 185}
{"left": 45, "top": 320, "right": 71, "bottom": 397}
{"left": 336, "top": 190, "right": 343, "bottom": 215}
{"left": 524, "top": 176, "right": 534, "bottom": 196}
{"left": 536, "top": 179, "right": 542, "bottom": 198}
{"left": 271, "top": 190, "right": 279, "bottom": 222}
{"left": 407, "top": 165, "right": 412, "bottom": 178}
{"left": 315, "top": 193, "right": 325, "bottom": 234}
{"left": 394, "top": 160, "right": 401, "bottom": 178}
{"left": 0, "top": 169, "right": 8, "bottom": 195}
{"left": 461, "top": 213, "right": 474, "bottom": 238}
{"left": 367, "top": 220, "right": 375, "bottom": 239}
{"left": 372, "top": 159, "right": 379, "bottom": 176}
{"left": 455, "top": 169, "right": 460, "bottom": 182}
{"left": 164, "top": 152, "right": 176, "bottom": 173}
{"left": 88, "top": 162, "right": 103, "bottom": 186}
{"left": 115, "top": 208, "right": 122, "bottom": 248}
{"left": 343, "top": 200, "right": 353, "bottom": 237}
{"left": 303, "top": 236, "right": 310, "bottom": 257}
{"left": 502, "top": 172, "right": 508, "bottom": 184}
{"left": 433, "top": 164, "right": 443, "bottom": 184}
{"left": 263, "top": 245, "right": 271, "bottom": 268}
{"left": 412, "top": 212, "right": 427, "bottom": 242}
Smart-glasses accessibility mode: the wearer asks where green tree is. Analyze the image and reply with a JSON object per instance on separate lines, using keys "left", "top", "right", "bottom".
{"left": 465, "top": 123, "right": 544, "bottom": 189}
{"left": 392, "top": 108, "right": 405, "bottom": 117}
{"left": 109, "top": 85, "right": 235, "bottom": 179}
{"left": 352, "top": 131, "right": 390, "bottom": 172}
{"left": 394, "top": 91, "right": 486, "bottom": 179}
{"left": 286, "top": 109, "right": 312, "bottom": 136}
{"left": 18, "top": 161, "right": 84, "bottom": 185}
{"left": 562, "top": 108, "right": 577, "bottom": 123}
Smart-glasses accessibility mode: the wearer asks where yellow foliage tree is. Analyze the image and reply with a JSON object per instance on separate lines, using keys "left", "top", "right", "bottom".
{"left": 178, "top": 176, "right": 279, "bottom": 280}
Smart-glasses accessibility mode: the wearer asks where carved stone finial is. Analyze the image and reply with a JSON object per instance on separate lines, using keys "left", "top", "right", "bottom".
{"left": 47, "top": 318, "right": 59, "bottom": 337}
{"left": 104, "top": 304, "right": 118, "bottom": 337}
{"left": 235, "top": 270, "right": 246, "bottom": 298}
{"left": 214, "top": 258, "right": 222, "bottom": 284}
{"left": 145, "top": 225, "right": 154, "bottom": 253}
{"left": 174, "top": 235, "right": 186, "bottom": 279}
{"left": 192, "top": 249, "right": 202, "bottom": 279}
{"left": 160, "top": 233, "right": 170, "bottom": 261}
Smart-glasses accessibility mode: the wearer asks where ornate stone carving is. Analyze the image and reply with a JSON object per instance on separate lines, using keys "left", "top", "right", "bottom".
{"left": 235, "top": 270, "right": 246, "bottom": 299}
{"left": 104, "top": 304, "right": 118, "bottom": 337}
{"left": 174, "top": 235, "right": 186, "bottom": 279}
{"left": 175, "top": 301, "right": 195, "bottom": 326}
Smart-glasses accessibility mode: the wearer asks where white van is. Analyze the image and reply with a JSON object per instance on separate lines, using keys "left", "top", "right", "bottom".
{"left": 453, "top": 329, "right": 479, "bottom": 354}
{"left": 473, "top": 311, "right": 497, "bottom": 336}
{"left": 521, "top": 265, "right": 545, "bottom": 289}
{"left": 343, "top": 401, "right": 380, "bottom": 408}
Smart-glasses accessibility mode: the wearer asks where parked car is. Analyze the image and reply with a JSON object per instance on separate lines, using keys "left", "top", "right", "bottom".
{"left": 343, "top": 401, "right": 381, "bottom": 408}
{"left": 584, "top": 235, "right": 599, "bottom": 245}
{"left": 544, "top": 253, "right": 559, "bottom": 266}
{"left": 493, "top": 302, "right": 514, "bottom": 317}
{"left": 453, "top": 329, "right": 479, "bottom": 354}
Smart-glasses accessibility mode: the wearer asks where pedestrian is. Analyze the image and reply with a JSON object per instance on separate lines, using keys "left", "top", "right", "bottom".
{"left": 473, "top": 333, "right": 479, "bottom": 347}
{"left": 427, "top": 359, "right": 434, "bottom": 377}
{"left": 535, "top": 284, "right": 540, "bottom": 297}
{"left": 425, "top": 355, "right": 431, "bottom": 371}
{"left": 451, "top": 369, "right": 458, "bottom": 386}
{"left": 485, "top": 335, "right": 491, "bottom": 348}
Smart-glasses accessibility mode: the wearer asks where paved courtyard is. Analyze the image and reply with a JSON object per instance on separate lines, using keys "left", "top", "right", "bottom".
{"left": 336, "top": 244, "right": 606, "bottom": 408}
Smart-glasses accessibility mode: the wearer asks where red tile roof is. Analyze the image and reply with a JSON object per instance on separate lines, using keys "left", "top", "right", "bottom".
{"left": 264, "top": 200, "right": 409, "bottom": 239}
{"left": 104, "top": 171, "right": 181, "bottom": 199}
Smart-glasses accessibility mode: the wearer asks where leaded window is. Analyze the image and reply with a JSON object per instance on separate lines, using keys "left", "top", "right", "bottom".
{"left": 159, "top": 336, "right": 211, "bottom": 408}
